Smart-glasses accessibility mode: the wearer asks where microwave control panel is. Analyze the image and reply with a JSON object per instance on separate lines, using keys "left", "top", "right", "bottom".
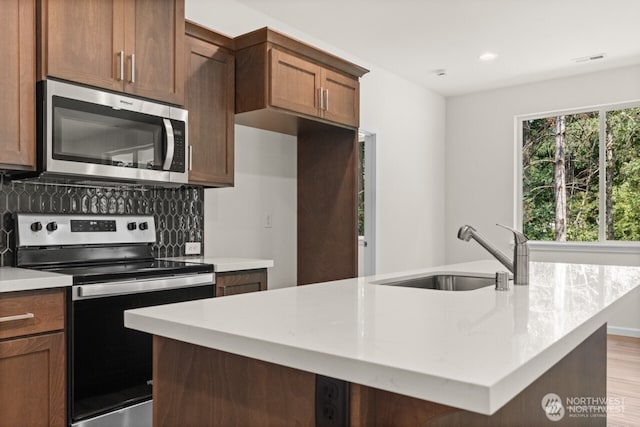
{"left": 170, "top": 122, "right": 186, "bottom": 172}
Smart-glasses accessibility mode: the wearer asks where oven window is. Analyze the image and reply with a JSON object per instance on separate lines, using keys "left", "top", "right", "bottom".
{"left": 52, "top": 96, "right": 164, "bottom": 170}
{"left": 71, "top": 285, "right": 214, "bottom": 422}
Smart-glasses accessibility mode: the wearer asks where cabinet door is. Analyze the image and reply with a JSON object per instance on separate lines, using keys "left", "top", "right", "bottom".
{"left": 41, "top": 0, "right": 125, "bottom": 92}
{"left": 124, "top": 0, "right": 184, "bottom": 105}
{"left": 216, "top": 270, "right": 268, "bottom": 297}
{"left": 0, "top": 332, "right": 65, "bottom": 427}
{"left": 321, "top": 69, "right": 360, "bottom": 127}
{"left": 185, "top": 35, "right": 235, "bottom": 186}
{"left": 269, "top": 48, "right": 322, "bottom": 118}
{"left": 0, "top": 0, "right": 36, "bottom": 169}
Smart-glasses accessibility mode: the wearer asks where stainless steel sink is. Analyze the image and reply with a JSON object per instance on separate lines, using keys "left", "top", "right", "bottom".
{"left": 373, "top": 274, "right": 495, "bottom": 291}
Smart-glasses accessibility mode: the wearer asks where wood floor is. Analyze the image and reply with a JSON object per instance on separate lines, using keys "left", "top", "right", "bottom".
{"left": 607, "top": 334, "right": 640, "bottom": 427}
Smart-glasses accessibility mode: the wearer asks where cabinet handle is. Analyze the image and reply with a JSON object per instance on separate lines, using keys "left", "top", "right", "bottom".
{"left": 118, "top": 51, "right": 124, "bottom": 81}
{"left": 130, "top": 53, "right": 136, "bottom": 84}
{"left": 318, "top": 87, "right": 324, "bottom": 110}
{"left": 324, "top": 89, "right": 329, "bottom": 112}
{"left": 189, "top": 145, "right": 193, "bottom": 171}
{"left": 0, "top": 313, "right": 34, "bottom": 323}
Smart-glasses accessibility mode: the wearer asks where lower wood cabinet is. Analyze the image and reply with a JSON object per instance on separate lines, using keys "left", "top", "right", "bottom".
{"left": 0, "top": 289, "right": 66, "bottom": 427}
{"left": 0, "top": 330, "right": 65, "bottom": 427}
{"left": 215, "top": 269, "right": 267, "bottom": 297}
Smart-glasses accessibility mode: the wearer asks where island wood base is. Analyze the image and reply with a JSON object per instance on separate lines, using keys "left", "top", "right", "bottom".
{"left": 152, "top": 325, "right": 606, "bottom": 426}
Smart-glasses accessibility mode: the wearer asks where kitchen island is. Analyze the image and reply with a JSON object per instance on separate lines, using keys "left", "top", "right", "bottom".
{"left": 124, "top": 261, "right": 640, "bottom": 426}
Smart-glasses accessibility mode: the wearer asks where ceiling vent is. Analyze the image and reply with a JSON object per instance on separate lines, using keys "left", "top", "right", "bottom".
{"left": 573, "top": 53, "right": 606, "bottom": 63}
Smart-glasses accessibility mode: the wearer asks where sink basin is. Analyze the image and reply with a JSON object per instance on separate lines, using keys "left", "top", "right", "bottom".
{"left": 373, "top": 274, "right": 495, "bottom": 291}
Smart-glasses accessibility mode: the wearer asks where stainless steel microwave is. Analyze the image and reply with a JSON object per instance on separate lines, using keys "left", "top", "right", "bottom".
{"left": 37, "top": 79, "right": 188, "bottom": 185}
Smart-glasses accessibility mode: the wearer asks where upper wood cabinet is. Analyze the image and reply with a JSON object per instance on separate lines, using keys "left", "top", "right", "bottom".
{"left": 38, "top": 0, "right": 185, "bottom": 105}
{"left": 270, "top": 48, "right": 360, "bottom": 128}
{"left": 321, "top": 68, "right": 360, "bottom": 127}
{"left": 269, "top": 48, "right": 322, "bottom": 119}
{"left": 235, "top": 27, "right": 368, "bottom": 134}
{"left": 0, "top": 0, "right": 36, "bottom": 170}
{"left": 184, "top": 22, "right": 235, "bottom": 187}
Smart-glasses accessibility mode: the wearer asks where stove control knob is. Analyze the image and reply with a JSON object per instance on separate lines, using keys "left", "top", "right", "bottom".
{"left": 30, "top": 222, "right": 43, "bottom": 232}
{"left": 127, "top": 222, "right": 137, "bottom": 231}
{"left": 139, "top": 222, "right": 149, "bottom": 231}
{"left": 46, "top": 221, "right": 58, "bottom": 232}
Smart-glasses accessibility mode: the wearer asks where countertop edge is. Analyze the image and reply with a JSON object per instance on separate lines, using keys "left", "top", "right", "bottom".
{"left": 124, "top": 309, "right": 494, "bottom": 413}
{"left": 488, "top": 284, "right": 640, "bottom": 413}
{"left": 0, "top": 267, "right": 73, "bottom": 293}
{"left": 161, "top": 257, "right": 274, "bottom": 272}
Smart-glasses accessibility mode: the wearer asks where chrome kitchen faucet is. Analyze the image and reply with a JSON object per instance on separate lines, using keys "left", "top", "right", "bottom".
{"left": 457, "top": 224, "right": 529, "bottom": 286}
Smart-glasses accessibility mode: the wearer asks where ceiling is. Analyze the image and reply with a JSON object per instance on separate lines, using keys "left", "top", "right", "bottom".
{"left": 235, "top": 0, "right": 640, "bottom": 96}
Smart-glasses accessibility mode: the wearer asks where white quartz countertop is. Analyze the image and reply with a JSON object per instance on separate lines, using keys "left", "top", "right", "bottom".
{"left": 124, "top": 260, "right": 640, "bottom": 415}
{"left": 0, "top": 267, "right": 72, "bottom": 293}
{"left": 165, "top": 256, "right": 274, "bottom": 272}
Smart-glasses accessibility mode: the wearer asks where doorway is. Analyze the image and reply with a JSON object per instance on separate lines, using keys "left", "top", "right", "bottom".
{"left": 358, "top": 130, "right": 376, "bottom": 277}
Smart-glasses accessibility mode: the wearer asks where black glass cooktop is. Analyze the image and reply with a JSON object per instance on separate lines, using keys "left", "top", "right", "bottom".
{"left": 37, "top": 259, "right": 212, "bottom": 285}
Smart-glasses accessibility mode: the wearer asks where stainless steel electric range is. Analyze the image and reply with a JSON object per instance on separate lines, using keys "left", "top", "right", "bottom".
{"left": 14, "top": 213, "right": 214, "bottom": 427}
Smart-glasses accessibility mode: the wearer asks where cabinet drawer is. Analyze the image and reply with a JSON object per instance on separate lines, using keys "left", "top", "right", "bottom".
{"left": 216, "top": 269, "right": 267, "bottom": 297}
{"left": 0, "top": 289, "right": 64, "bottom": 340}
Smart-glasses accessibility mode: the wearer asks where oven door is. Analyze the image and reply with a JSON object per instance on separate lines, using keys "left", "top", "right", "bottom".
{"left": 41, "top": 79, "right": 187, "bottom": 184}
{"left": 69, "top": 278, "right": 213, "bottom": 426}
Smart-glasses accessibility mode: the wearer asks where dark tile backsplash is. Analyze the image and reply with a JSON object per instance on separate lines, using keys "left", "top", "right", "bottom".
{"left": 0, "top": 175, "right": 204, "bottom": 266}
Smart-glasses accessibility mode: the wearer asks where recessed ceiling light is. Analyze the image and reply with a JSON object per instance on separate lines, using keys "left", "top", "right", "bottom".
{"left": 479, "top": 52, "right": 498, "bottom": 61}
{"left": 572, "top": 53, "right": 606, "bottom": 63}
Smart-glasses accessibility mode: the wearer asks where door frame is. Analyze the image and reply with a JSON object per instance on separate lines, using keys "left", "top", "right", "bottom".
{"left": 359, "top": 130, "right": 376, "bottom": 276}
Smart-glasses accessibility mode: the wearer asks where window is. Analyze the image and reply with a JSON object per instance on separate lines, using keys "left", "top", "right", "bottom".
{"left": 521, "top": 104, "right": 640, "bottom": 242}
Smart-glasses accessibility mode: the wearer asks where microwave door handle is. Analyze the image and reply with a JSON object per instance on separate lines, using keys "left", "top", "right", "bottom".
{"left": 162, "top": 118, "right": 175, "bottom": 170}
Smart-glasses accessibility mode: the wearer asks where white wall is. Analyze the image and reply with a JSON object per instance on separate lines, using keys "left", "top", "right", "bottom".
{"left": 360, "top": 67, "right": 446, "bottom": 273}
{"left": 204, "top": 126, "right": 297, "bottom": 288}
{"left": 188, "top": 0, "right": 447, "bottom": 287}
{"left": 445, "top": 64, "right": 640, "bottom": 332}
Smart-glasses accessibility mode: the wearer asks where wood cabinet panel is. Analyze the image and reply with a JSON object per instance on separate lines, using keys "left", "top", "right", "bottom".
{"left": 321, "top": 68, "right": 359, "bottom": 128}
{"left": 39, "top": 0, "right": 184, "bottom": 105}
{"left": 185, "top": 28, "right": 235, "bottom": 186}
{"left": 153, "top": 336, "right": 314, "bottom": 426}
{"left": 270, "top": 48, "right": 321, "bottom": 118}
{"left": 0, "top": 289, "right": 64, "bottom": 340}
{"left": 124, "top": 0, "right": 184, "bottom": 104}
{"left": 234, "top": 28, "right": 368, "bottom": 133}
{"left": 0, "top": 332, "right": 66, "bottom": 427}
{"left": 40, "top": 0, "right": 124, "bottom": 92}
{"left": 216, "top": 269, "right": 267, "bottom": 297}
{"left": 0, "top": 0, "right": 36, "bottom": 169}
{"left": 298, "top": 127, "right": 358, "bottom": 285}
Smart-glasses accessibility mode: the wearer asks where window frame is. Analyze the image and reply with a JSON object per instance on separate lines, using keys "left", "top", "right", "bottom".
{"left": 515, "top": 99, "right": 640, "bottom": 251}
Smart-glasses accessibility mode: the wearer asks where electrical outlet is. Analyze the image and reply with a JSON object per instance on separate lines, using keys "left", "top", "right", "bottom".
{"left": 315, "top": 375, "right": 349, "bottom": 426}
{"left": 185, "top": 242, "right": 201, "bottom": 255}
{"left": 264, "top": 213, "right": 273, "bottom": 228}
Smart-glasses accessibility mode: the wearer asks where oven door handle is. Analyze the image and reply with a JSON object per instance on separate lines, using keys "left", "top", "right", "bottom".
{"left": 162, "top": 118, "right": 175, "bottom": 171}
{"left": 74, "top": 273, "right": 214, "bottom": 300}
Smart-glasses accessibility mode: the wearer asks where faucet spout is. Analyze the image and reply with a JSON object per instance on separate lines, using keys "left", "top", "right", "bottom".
{"left": 457, "top": 224, "right": 529, "bottom": 285}
{"left": 457, "top": 225, "right": 514, "bottom": 273}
